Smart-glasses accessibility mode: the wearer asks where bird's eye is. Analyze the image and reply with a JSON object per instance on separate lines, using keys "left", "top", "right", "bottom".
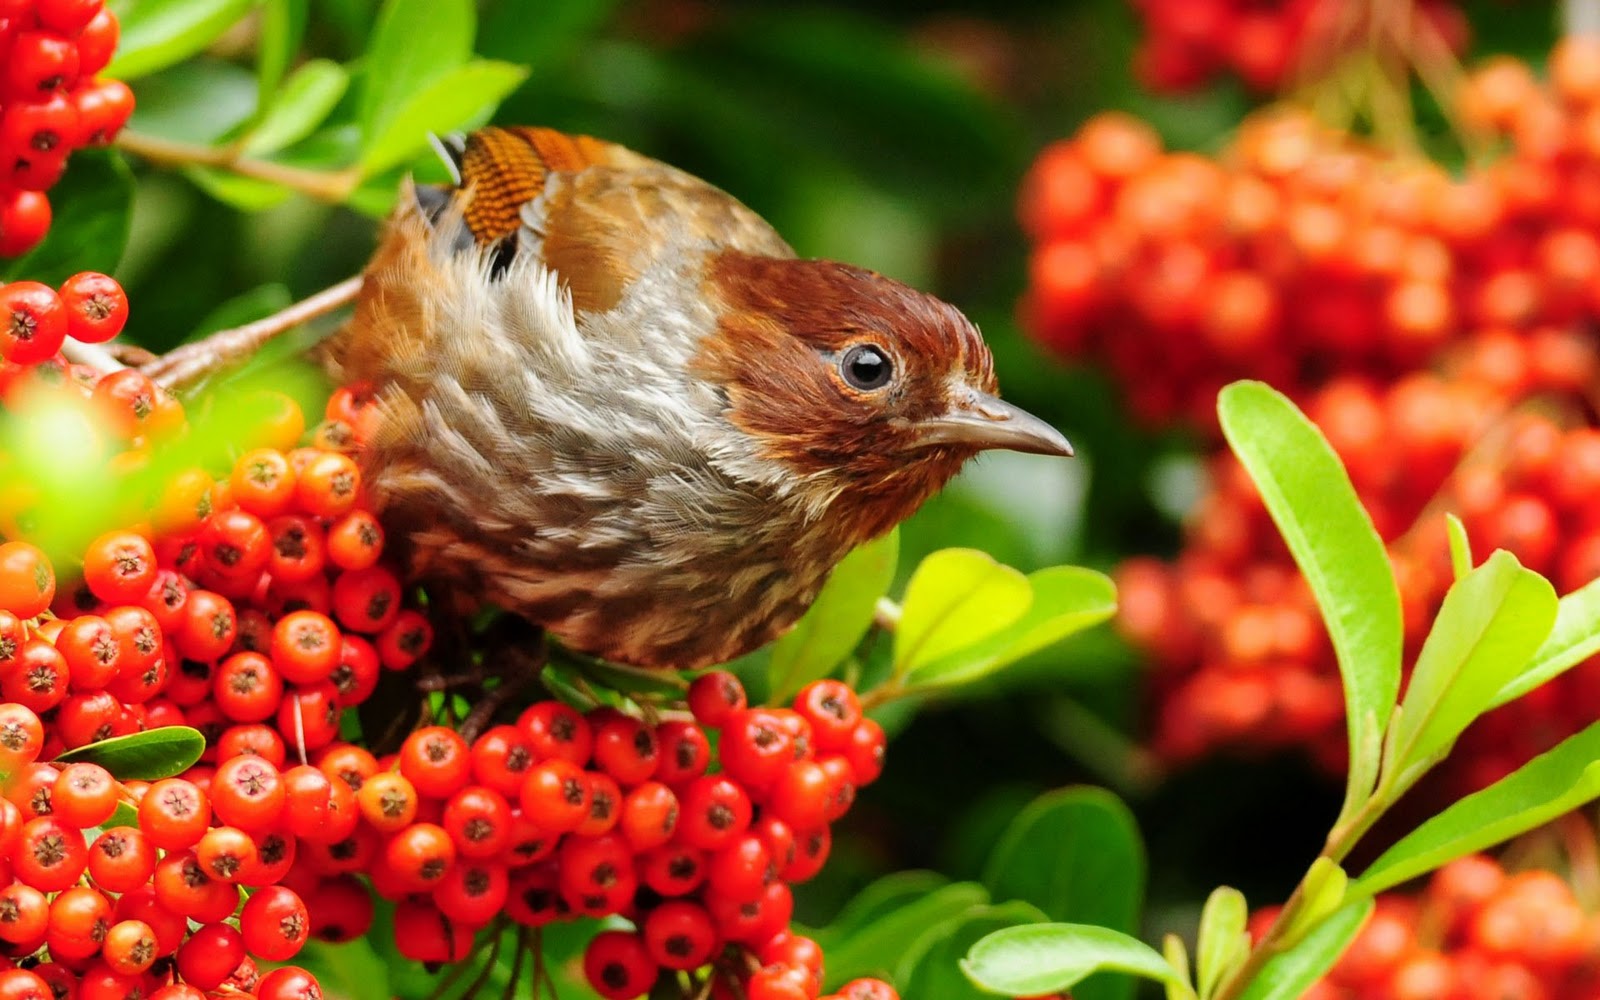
{"left": 840, "top": 344, "right": 893, "bottom": 391}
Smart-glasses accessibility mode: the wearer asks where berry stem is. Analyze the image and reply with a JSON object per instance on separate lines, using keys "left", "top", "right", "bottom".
{"left": 113, "top": 131, "right": 363, "bottom": 203}
{"left": 58, "top": 339, "right": 126, "bottom": 374}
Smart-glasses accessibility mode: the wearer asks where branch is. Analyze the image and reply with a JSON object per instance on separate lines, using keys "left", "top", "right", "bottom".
{"left": 115, "top": 131, "right": 363, "bottom": 203}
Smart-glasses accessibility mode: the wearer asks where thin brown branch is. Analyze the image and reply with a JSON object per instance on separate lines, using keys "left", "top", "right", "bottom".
{"left": 115, "top": 131, "right": 363, "bottom": 203}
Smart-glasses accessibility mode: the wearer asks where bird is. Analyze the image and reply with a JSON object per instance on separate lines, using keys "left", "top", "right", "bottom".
{"left": 314, "top": 125, "right": 1073, "bottom": 669}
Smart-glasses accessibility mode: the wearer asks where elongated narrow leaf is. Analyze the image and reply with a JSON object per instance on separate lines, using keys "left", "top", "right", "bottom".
{"left": 1357, "top": 720, "right": 1600, "bottom": 895}
{"left": 820, "top": 882, "right": 991, "bottom": 986}
{"left": 903, "top": 566, "right": 1117, "bottom": 688}
{"left": 358, "top": 60, "right": 529, "bottom": 175}
{"left": 894, "top": 549, "right": 1030, "bottom": 677}
{"left": 1235, "top": 899, "right": 1372, "bottom": 1000}
{"left": 768, "top": 530, "right": 898, "bottom": 702}
{"left": 1218, "top": 382, "right": 1401, "bottom": 814}
{"left": 56, "top": 727, "right": 205, "bottom": 780}
{"left": 1389, "top": 551, "right": 1557, "bottom": 775}
{"left": 1280, "top": 859, "right": 1348, "bottom": 948}
{"left": 962, "top": 924, "right": 1182, "bottom": 997}
{"left": 242, "top": 60, "right": 350, "bottom": 156}
{"left": 256, "top": 0, "right": 308, "bottom": 104}
{"left": 982, "top": 788, "right": 1144, "bottom": 1000}
{"left": 1493, "top": 575, "right": 1600, "bottom": 709}
{"left": 359, "top": 0, "right": 474, "bottom": 141}
{"left": 1196, "top": 888, "right": 1249, "bottom": 1000}
{"left": 807, "top": 870, "right": 954, "bottom": 946}
{"left": 1446, "top": 514, "right": 1472, "bottom": 580}
{"left": 106, "top": 0, "right": 259, "bottom": 79}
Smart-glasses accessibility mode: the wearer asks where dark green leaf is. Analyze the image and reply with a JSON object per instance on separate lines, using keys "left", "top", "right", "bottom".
{"left": 1236, "top": 899, "right": 1372, "bottom": 1000}
{"left": 900, "top": 902, "right": 1051, "bottom": 1000}
{"left": 1357, "top": 720, "right": 1600, "bottom": 895}
{"left": 1196, "top": 888, "right": 1249, "bottom": 1000}
{"left": 106, "top": 0, "right": 260, "bottom": 80}
{"left": 894, "top": 549, "right": 1030, "bottom": 678}
{"left": 903, "top": 566, "right": 1117, "bottom": 688}
{"left": 125, "top": 58, "right": 260, "bottom": 143}
{"left": 257, "top": 0, "right": 309, "bottom": 106}
{"left": 56, "top": 726, "right": 205, "bottom": 780}
{"left": 806, "top": 870, "right": 953, "bottom": 944}
{"left": 359, "top": 0, "right": 474, "bottom": 142}
{"left": 817, "top": 882, "right": 990, "bottom": 987}
{"left": 244, "top": 60, "right": 351, "bottom": 156}
{"left": 358, "top": 60, "right": 528, "bottom": 175}
{"left": 982, "top": 788, "right": 1144, "bottom": 1000}
{"left": 3, "top": 152, "right": 134, "bottom": 286}
{"left": 1218, "top": 381, "right": 1402, "bottom": 820}
{"left": 1388, "top": 550, "right": 1557, "bottom": 780}
{"left": 1493, "top": 574, "right": 1600, "bottom": 708}
{"left": 961, "top": 923, "right": 1182, "bottom": 997}
{"left": 768, "top": 529, "right": 898, "bottom": 702}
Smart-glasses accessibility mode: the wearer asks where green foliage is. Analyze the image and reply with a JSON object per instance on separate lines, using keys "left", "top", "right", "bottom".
{"left": 107, "top": 0, "right": 260, "bottom": 79}
{"left": 1195, "top": 888, "right": 1250, "bottom": 1000}
{"left": 1232, "top": 900, "right": 1372, "bottom": 1000}
{"left": 1216, "top": 381, "right": 1401, "bottom": 824}
{"left": 961, "top": 924, "right": 1186, "bottom": 998}
{"left": 241, "top": 60, "right": 350, "bottom": 156}
{"left": 56, "top": 727, "right": 207, "bottom": 780}
{"left": 768, "top": 529, "right": 899, "bottom": 703}
{"left": 2, "top": 152, "right": 134, "bottom": 285}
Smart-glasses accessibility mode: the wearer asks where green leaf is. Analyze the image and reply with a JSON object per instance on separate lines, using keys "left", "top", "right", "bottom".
{"left": 257, "top": 0, "right": 309, "bottom": 106}
{"left": 807, "top": 870, "right": 952, "bottom": 944}
{"left": 961, "top": 924, "right": 1182, "bottom": 997}
{"left": 768, "top": 529, "right": 898, "bottom": 702}
{"left": 1357, "top": 720, "right": 1600, "bottom": 895}
{"left": 243, "top": 60, "right": 351, "bottom": 156}
{"left": 106, "top": 0, "right": 260, "bottom": 80}
{"left": 1492, "top": 574, "right": 1600, "bottom": 709}
{"left": 982, "top": 788, "right": 1144, "bottom": 1000}
{"left": 479, "top": 0, "right": 619, "bottom": 72}
{"left": 1217, "top": 381, "right": 1402, "bottom": 819}
{"left": 1235, "top": 899, "right": 1372, "bottom": 1000}
{"left": 1163, "top": 935, "right": 1196, "bottom": 1000}
{"left": 1387, "top": 550, "right": 1557, "bottom": 780}
{"left": 900, "top": 902, "right": 1052, "bottom": 1000}
{"left": 359, "top": 0, "right": 474, "bottom": 143}
{"left": 1446, "top": 514, "right": 1472, "bottom": 580}
{"left": 358, "top": 60, "right": 529, "bottom": 175}
{"left": 1196, "top": 888, "right": 1249, "bottom": 1000}
{"left": 1279, "top": 859, "right": 1347, "bottom": 948}
{"left": 817, "top": 882, "right": 991, "bottom": 987}
{"left": 894, "top": 549, "right": 1031, "bottom": 678}
{"left": 56, "top": 727, "right": 205, "bottom": 780}
{"left": 2, "top": 152, "right": 134, "bottom": 286}
{"left": 902, "top": 565, "right": 1117, "bottom": 688}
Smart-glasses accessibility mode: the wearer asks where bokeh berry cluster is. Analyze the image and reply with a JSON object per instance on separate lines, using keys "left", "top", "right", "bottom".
{"left": 1128, "top": 0, "right": 1469, "bottom": 95}
{"left": 0, "top": 0, "right": 133, "bottom": 257}
{"left": 1257, "top": 854, "right": 1600, "bottom": 999}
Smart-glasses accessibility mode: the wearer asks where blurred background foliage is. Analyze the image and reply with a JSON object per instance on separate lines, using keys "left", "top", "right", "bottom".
{"left": 92, "top": 0, "right": 1569, "bottom": 992}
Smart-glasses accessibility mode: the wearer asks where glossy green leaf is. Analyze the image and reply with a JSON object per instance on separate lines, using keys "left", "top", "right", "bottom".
{"left": 56, "top": 727, "right": 205, "bottom": 780}
{"left": 899, "top": 902, "right": 1051, "bottom": 1000}
{"left": 962, "top": 923, "right": 1182, "bottom": 997}
{"left": 106, "top": 0, "right": 260, "bottom": 80}
{"left": 1388, "top": 550, "right": 1557, "bottom": 779}
{"left": 359, "top": 0, "right": 474, "bottom": 142}
{"left": 358, "top": 60, "right": 529, "bottom": 175}
{"left": 818, "top": 882, "right": 991, "bottom": 986}
{"left": 257, "top": 0, "right": 309, "bottom": 105}
{"left": 903, "top": 566, "right": 1117, "bottom": 688}
{"left": 1218, "top": 381, "right": 1401, "bottom": 819}
{"left": 1196, "top": 888, "right": 1249, "bottom": 1000}
{"left": 1493, "top": 574, "right": 1600, "bottom": 709}
{"left": 894, "top": 549, "right": 1031, "bottom": 678}
{"left": 1357, "top": 720, "right": 1600, "bottom": 895}
{"left": 768, "top": 529, "right": 898, "bottom": 702}
{"left": 2, "top": 152, "right": 134, "bottom": 286}
{"left": 1446, "top": 514, "right": 1472, "bottom": 580}
{"left": 806, "top": 870, "right": 953, "bottom": 945}
{"left": 982, "top": 788, "right": 1144, "bottom": 1000}
{"left": 243, "top": 61, "right": 351, "bottom": 156}
{"left": 1236, "top": 899, "right": 1372, "bottom": 1000}
{"left": 186, "top": 169, "right": 295, "bottom": 210}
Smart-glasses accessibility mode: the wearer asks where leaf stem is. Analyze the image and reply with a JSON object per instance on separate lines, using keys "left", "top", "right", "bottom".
{"left": 114, "top": 131, "right": 364, "bottom": 202}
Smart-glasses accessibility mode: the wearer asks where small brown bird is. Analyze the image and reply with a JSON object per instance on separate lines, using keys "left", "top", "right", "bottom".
{"left": 318, "top": 126, "right": 1072, "bottom": 668}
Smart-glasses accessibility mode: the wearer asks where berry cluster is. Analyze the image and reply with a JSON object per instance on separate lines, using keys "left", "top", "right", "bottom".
{"left": 1128, "top": 0, "right": 1468, "bottom": 95}
{"left": 1018, "top": 36, "right": 1600, "bottom": 431}
{"left": 0, "top": 0, "right": 133, "bottom": 257}
{"left": 1117, "top": 371, "right": 1600, "bottom": 793}
{"left": 1257, "top": 854, "right": 1600, "bottom": 998}
{"left": 0, "top": 272, "right": 128, "bottom": 365}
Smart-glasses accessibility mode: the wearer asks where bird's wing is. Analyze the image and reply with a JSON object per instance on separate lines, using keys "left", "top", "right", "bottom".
{"left": 422, "top": 126, "right": 793, "bottom": 315}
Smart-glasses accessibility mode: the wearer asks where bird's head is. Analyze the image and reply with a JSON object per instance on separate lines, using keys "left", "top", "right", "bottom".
{"left": 697, "top": 252, "right": 1071, "bottom": 544}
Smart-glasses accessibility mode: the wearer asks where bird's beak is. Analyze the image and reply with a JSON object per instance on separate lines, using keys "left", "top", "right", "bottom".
{"left": 913, "top": 390, "right": 1074, "bottom": 457}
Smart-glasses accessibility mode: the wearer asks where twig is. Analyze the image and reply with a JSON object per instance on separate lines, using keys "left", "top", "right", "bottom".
{"left": 873, "top": 597, "right": 901, "bottom": 632}
{"left": 60, "top": 340, "right": 127, "bottom": 375}
{"left": 139, "top": 276, "right": 363, "bottom": 391}
{"left": 115, "top": 131, "right": 363, "bottom": 203}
